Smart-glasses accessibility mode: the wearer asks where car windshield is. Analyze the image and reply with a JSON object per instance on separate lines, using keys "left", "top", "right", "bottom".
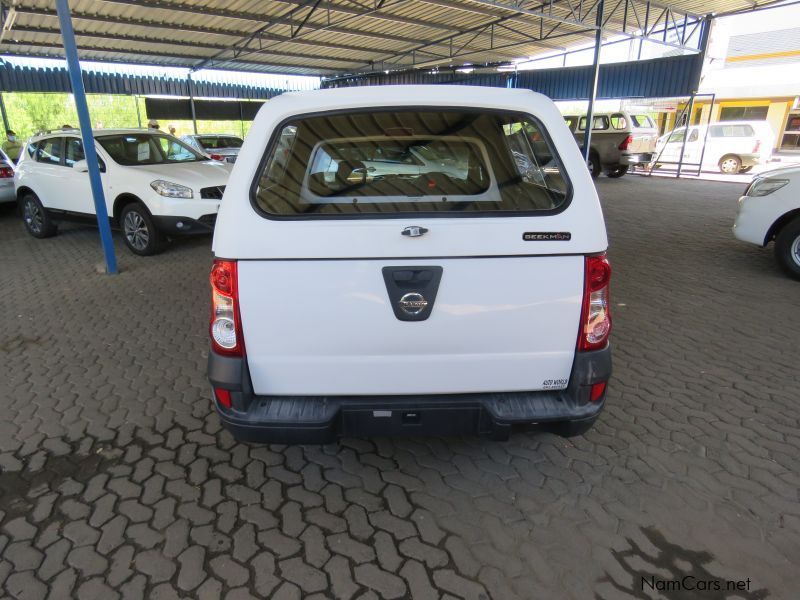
{"left": 196, "top": 136, "right": 243, "bottom": 149}
{"left": 254, "top": 109, "right": 570, "bottom": 217}
{"left": 97, "top": 133, "right": 207, "bottom": 166}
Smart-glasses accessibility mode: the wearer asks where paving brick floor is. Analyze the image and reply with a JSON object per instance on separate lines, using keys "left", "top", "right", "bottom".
{"left": 0, "top": 175, "right": 798, "bottom": 599}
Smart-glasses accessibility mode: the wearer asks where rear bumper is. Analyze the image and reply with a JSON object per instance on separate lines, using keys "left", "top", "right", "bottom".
{"left": 621, "top": 153, "right": 653, "bottom": 165}
{"left": 207, "top": 347, "right": 611, "bottom": 443}
{"left": 152, "top": 214, "right": 217, "bottom": 236}
{"left": 0, "top": 180, "right": 15, "bottom": 203}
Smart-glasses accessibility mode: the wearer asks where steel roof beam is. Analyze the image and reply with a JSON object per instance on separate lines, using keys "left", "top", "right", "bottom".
{"left": 98, "top": 0, "right": 443, "bottom": 46}
{"left": 97, "top": 0, "right": 548, "bottom": 52}
{"left": 349, "top": 11, "right": 586, "bottom": 72}
{"left": 379, "top": 26, "right": 594, "bottom": 69}
{"left": 138, "top": 0, "right": 468, "bottom": 31}
{"left": 0, "top": 38, "right": 348, "bottom": 73}
{"left": 12, "top": 6, "right": 392, "bottom": 55}
{"left": 8, "top": 25, "right": 365, "bottom": 66}
{"left": 0, "top": 46, "right": 319, "bottom": 74}
{"left": 176, "top": 0, "right": 536, "bottom": 71}
{"left": 190, "top": 0, "right": 324, "bottom": 71}
{"left": 345, "top": 0, "right": 703, "bottom": 75}
{"left": 465, "top": 0, "right": 705, "bottom": 52}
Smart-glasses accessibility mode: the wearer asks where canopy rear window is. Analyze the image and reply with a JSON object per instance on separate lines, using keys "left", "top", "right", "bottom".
{"left": 252, "top": 109, "right": 570, "bottom": 217}
{"left": 197, "top": 136, "right": 243, "bottom": 149}
{"left": 631, "top": 115, "right": 654, "bottom": 128}
{"left": 709, "top": 124, "right": 755, "bottom": 138}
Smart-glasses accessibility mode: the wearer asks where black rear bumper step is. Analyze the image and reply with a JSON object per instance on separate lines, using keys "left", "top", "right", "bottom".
{"left": 207, "top": 347, "right": 611, "bottom": 444}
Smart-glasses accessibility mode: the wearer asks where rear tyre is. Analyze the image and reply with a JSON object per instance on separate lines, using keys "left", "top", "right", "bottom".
{"left": 21, "top": 193, "right": 57, "bottom": 238}
{"left": 120, "top": 202, "right": 164, "bottom": 256}
{"left": 544, "top": 416, "right": 598, "bottom": 438}
{"left": 718, "top": 155, "right": 741, "bottom": 174}
{"left": 774, "top": 217, "right": 800, "bottom": 280}
{"left": 605, "top": 166, "right": 629, "bottom": 178}
{"left": 739, "top": 166, "right": 753, "bottom": 173}
{"left": 587, "top": 152, "right": 601, "bottom": 179}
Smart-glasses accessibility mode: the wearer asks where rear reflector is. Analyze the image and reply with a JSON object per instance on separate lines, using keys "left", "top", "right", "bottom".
{"left": 214, "top": 388, "right": 232, "bottom": 409}
{"left": 590, "top": 381, "right": 607, "bottom": 402}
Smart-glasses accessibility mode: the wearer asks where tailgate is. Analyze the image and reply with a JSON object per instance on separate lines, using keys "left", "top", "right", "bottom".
{"left": 630, "top": 131, "right": 658, "bottom": 153}
{"left": 239, "top": 257, "right": 583, "bottom": 396}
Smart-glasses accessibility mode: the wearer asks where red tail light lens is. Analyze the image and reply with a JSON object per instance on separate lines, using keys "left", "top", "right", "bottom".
{"left": 618, "top": 135, "right": 633, "bottom": 151}
{"left": 210, "top": 260, "right": 244, "bottom": 356}
{"left": 590, "top": 381, "right": 607, "bottom": 402}
{"left": 214, "top": 388, "right": 232, "bottom": 409}
{"left": 0, "top": 166, "right": 13, "bottom": 178}
{"left": 578, "top": 254, "right": 612, "bottom": 352}
{"left": 210, "top": 153, "right": 223, "bottom": 161}
{"left": 752, "top": 140, "right": 761, "bottom": 154}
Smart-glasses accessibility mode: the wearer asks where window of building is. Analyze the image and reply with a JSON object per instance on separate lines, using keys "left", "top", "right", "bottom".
{"left": 719, "top": 106, "right": 768, "bottom": 121}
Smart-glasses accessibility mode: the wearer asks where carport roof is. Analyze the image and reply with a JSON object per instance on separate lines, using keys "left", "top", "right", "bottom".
{"left": 0, "top": 0, "right": 783, "bottom": 77}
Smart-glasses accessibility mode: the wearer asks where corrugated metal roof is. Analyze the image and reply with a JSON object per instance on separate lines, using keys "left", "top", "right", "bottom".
{"left": 0, "top": 0, "right": 771, "bottom": 77}
{"left": 322, "top": 54, "right": 702, "bottom": 99}
{"left": 0, "top": 57, "right": 284, "bottom": 98}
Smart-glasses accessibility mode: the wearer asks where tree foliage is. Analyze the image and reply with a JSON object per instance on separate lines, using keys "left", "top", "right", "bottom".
{"left": 2, "top": 92, "right": 253, "bottom": 140}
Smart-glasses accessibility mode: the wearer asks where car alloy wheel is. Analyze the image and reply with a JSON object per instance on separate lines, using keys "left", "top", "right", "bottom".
{"left": 720, "top": 158, "right": 739, "bottom": 174}
{"left": 791, "top": 235, "right": 800, "bottom": 268}
{"left": 24, "top": 198, "right": 43, "bottom": 234}
{"left": 123, "top": 210, "right": 150, "bottom": 252}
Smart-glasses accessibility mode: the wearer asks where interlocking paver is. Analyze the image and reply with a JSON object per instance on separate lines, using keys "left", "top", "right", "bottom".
{"left": 0, "top": 177, "right": 799, "bottom": 598}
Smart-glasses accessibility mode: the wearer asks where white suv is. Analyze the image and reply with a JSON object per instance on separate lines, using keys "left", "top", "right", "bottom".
{"left": 207, "top": 86, "right": 613, "bottom": 443}
{"left": 15, "top": 129, "right": 232, "bottom": 255}
{"left": 734, "top": 165, "right": 800, "bottom": 279}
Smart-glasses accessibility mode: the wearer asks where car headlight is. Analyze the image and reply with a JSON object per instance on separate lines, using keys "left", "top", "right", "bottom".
{"left": 746, "top": 178, "right": 789, "bottom": 197}
{"left": 150, "top": 180, "right": 193, "bottom": 199}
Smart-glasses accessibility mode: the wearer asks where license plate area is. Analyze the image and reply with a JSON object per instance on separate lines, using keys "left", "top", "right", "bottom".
{"left": 341, "top": 406, "right": 484, "bottom": 437}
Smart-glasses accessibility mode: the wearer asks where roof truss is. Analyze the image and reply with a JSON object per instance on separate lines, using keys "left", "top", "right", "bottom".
{"left": 0, "top": 0, "right": 768, "bottom": 76}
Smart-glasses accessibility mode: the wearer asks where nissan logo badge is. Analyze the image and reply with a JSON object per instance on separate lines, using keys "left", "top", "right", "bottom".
{"left": 398, "top": 292, "right": 428, "bottom": 316}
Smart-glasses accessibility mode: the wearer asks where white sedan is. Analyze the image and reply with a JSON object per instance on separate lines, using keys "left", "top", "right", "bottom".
{"left": 733, "top": 165, "right": 800, "bottom": 279}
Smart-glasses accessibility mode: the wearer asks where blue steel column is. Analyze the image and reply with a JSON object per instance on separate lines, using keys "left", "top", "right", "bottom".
{"left": 583, "top": 0, "right": 605, "bottom": 162}
{"left": 188, "top": 73, "right": 198, "bottom": 135}
{"left": 56, "top": 0, "right": 118, "bottom": 274}
{"left": 0, "top": 93, "right": 9, "bottom": 132}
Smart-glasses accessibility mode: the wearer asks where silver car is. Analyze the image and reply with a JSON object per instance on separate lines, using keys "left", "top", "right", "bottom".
{"left": 0, "top": 148, "right": 15, "bottom": 204}
{"left": 181, "top": 134, "right": 243, "bottom": 164}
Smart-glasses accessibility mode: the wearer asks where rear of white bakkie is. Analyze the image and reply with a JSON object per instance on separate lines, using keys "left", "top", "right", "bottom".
{"left": 207, "top": 86, "right": 612, "bottom": 443}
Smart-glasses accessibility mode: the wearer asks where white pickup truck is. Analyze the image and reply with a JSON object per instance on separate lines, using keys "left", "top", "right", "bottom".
{"left": 207, "top": 85, "right": 612, "bottom": 443}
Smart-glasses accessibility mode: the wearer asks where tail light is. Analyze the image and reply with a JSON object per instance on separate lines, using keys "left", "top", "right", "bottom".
{"left": 209, "top": 153, "right": 223, "bottom": 161}
{"left": 210, "top": 259, "right": 244, "bottom": 357}
{"left": 578, "top": 254, "right": 612, "bottom": 352}
{"left": 752, "top": 140, "right": 760, "bottom": 154}
{"left": 0, "top": 166, "right": 13, "bottom": 178}
{"left": 618, "top": 135, "right": 633, "bottom": 151}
